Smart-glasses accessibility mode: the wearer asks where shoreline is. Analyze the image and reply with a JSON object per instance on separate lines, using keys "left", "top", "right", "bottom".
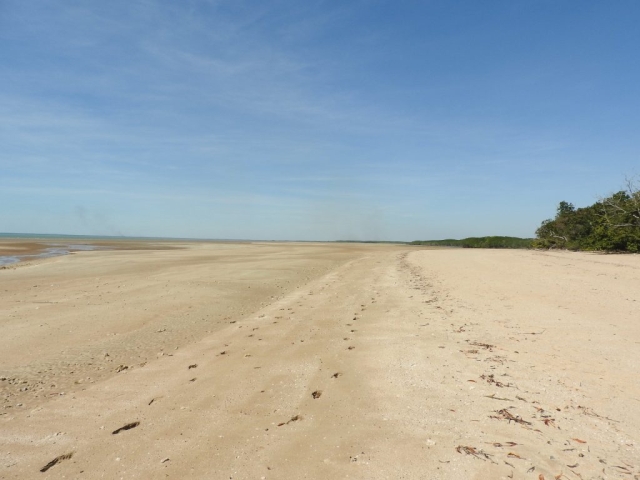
{"left": 0, "top": 238, "right": 186, "bottom": 267}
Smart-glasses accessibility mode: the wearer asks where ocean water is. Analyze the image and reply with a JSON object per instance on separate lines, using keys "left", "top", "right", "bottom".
{"left": 0, "top": 232, "right": 174, "bottom": 241}
{"left": 0, "top": 233, "right": 248, "bottom": 266}
{"left": 0, "top": 243, "right": 104, "bottom": 266}
{"left": 0, "top": 233, "right": 145, "bottom": 266}
{"left": 0, "top": 232, "right": 164, "bottom": 266}
{"left": 0, "top": 233, "right": 222, "bottom": 267}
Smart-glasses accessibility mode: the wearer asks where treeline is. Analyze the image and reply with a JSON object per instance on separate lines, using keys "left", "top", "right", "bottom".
{"left": 410, "top": 236, "right": 533, "bottom": 249}
{"left": 533, "top": 180, "right": 640, "bottom": 252}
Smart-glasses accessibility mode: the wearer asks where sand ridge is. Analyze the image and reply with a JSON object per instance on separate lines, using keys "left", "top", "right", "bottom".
{"left": 1, "top": 244, "right": 639, "bottom": 479}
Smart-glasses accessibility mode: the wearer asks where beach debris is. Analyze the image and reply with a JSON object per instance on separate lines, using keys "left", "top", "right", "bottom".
{"left": 613, "top": 465, "right": 633, "bottom": 473}
{"left": 542, "top": 418, "right": 556, "bottom": 427}
{"left": 347, "top": 346, "right": 355, "bottom": 350}
{"left": 161, "top": 457, "right": 170, "bottom": 463}
{"left": 115, "top": 365, "right": 129, "bottom": 373}
{"left": 278, "top": 415, "right": 302, "bottom": 427}
{"left": 331, "top": 372, "right": 342, "bottom": 378}
{"left": 480, "top": 374, "right": 512, "bottom": 388}
{"left": 485, "top": 355, "right": 508, "bottom": 364}
{"left": 455, "top": 445, "right": 493, "bottom": 461}
{"left": 517, "top": 329, "right": 546, "bottom": 335}
{"left": 466, "top": 340, "right": 495, "bottom": 351}
{"left": 571, "top": 438, "right": 587, "bottom": 444}
{"left": 40, "top": 452, "right": 73, "bottom": 473}
{"left": 491, "top": 409, "right": 532, "bottom": 426}
{"left": 311, "top": 390, "right": 322, "bottom": 399}
{"left": 490, "top": 441, "right": 519, "bottom": 448}
{"left": 577, "top": 405, "right": 618, "bottom": 422}
{"left": 112, "top": 421, "right": 140, "bottom": 434}
{"left": 485, "top": 393, "right": 512, "bottom": 401}
{"left": 188, "top": 364, "right": 197, "bottom": 369}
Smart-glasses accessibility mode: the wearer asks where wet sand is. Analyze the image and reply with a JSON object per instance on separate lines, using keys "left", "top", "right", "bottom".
{"left": 0, "top": 238, "right": 179, "bottom": 266}
{"left": 1, "top": 243, "right": 639, "bottom": 479}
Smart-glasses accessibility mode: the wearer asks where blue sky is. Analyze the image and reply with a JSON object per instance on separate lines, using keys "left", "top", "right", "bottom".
{"left": 2, "top": 1, "right": 639, "bottom": 240}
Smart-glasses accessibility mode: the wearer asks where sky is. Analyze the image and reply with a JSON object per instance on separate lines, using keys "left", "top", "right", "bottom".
{"left": 1, "top": 1, "right": 639, "bottom": 241}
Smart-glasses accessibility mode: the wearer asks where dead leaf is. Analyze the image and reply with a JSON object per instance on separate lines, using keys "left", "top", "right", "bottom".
{"left": 40, "top": 453, "right": 73, "bottom": 473}
{"left": 112, "top": 421, "right": 140, "bottom": 434}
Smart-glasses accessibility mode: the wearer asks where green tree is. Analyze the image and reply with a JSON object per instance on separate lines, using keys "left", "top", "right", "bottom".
{"left": 534, "top": 178, "right": 640, "bottom": 252}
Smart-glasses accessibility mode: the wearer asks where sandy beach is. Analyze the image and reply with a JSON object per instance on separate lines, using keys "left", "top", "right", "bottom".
{"left": 1, "top": 242, "right": 639, "bottom": 479}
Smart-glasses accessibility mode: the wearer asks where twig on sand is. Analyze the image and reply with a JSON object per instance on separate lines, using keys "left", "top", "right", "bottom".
{"left": 456, "top": 445, "right": 494, "bottom": 462}
{"left": 485, "top": 393, "right": 513, "bottom": 401}
{"left": 517, "top": 329, "right": 546, "bottom": 335}
{"left": 467, "top": 340, "right": 495, "bottom": 351}
{"left": 490, "top": 409, "right": 532, "bottom": 426}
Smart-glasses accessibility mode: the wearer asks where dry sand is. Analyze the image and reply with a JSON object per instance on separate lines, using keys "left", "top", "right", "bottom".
{"left": 1, "top": 243, "right": 639, "bottom": 479}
